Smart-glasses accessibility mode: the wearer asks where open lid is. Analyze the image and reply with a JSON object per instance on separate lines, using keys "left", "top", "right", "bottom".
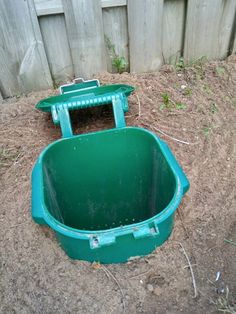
{"left": 36, "top": 78, "right": 134, "bottom": 113}
{"left": 35, "top": 78, "right": 135, "bottom": 138}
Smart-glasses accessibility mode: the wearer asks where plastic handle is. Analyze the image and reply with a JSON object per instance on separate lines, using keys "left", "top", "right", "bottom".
{"left": 90, "top": 234, "right": 116, "bottom": 249}
{"left": 159, "top": 139, "right": 190, "bottom": 194}
{"left": 89, "top": 223, "right": 159, "bottom": 250}
{"left": 133, "top": 224, "right": 159, "bottom": 239}
{"left": 31, "top": 161, "right": 47, "bottom": 225}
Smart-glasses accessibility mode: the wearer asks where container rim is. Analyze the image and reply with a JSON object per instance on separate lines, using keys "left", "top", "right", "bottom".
{"left": 34, "top": 126, "right": 184, "bottom": 239}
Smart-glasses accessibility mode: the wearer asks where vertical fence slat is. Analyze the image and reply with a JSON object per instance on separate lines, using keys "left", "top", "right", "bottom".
{"left": 0, "top": 0, "right": 52, "bottom": 97}
{"left": 62, "top": 0, "right": 107, "bottom": 78}
{"left": 184, "top": 0, "right": 236, "bottom": 62}
{"left": 103, "top": 6, "right": 129, "bottom": 72}
{"left": 218, "top": 0, "right": 236, "bottom": 59}
{"left": 39, "top": 15, "right": 74, "bottom": 83}
{"left": 184, "top": 0, "right": 220, "bottom": 62}
{"left": 128, "top": 0, "right": 164, "bottom": 73}
{"left": 162, "top": 0, "right": 185, "bottom": 64}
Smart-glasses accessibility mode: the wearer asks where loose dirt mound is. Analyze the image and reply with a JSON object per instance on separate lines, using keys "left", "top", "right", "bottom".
{"left": 0, "top": 56, "right": 235, "bottom": 313}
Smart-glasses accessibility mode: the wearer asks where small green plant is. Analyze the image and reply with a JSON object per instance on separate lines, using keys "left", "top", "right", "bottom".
{"left": 215, "top": 66, "right": 225, "bottom": 77}
{"left": 175, "top": 102, "right": 186, "bottom": 110}
{"left": 211, "top": 103, "right": 218, "bottom": 114}
{"left": 175, "top": 57, "right": 185, "bottom": 71}
{"left": 160, "top": 93, "right": 186, "bottom": 110}
{"left": 112, "top": 56, "right": 128, "bottom": 74}
{"left": 183, "top": 87, "right": 192, "bottom": 96}
{"left": 105, "top": 36, "right": 128, "bottom": 73}
{"left": 160, "top": 93, "right": 172, "bottom": 110}
{"left": 175, "top": 56, "right": 207, "bottom": 79}
{"left": 202, "top": 84, "right": 212, "bottom": 94}
{"left": 203, "top": 125, "right": 212, "bottom": 138}
{"left": 192, "top": 57, "right": 207, "bottom": 80}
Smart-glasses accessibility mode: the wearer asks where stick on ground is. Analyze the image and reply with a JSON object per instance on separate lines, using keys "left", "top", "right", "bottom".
{"left": 101, "top": 265, "right": 126, "bottom": 314}
{"left": 173, "top": 241, "right": 198, "bottom": 298}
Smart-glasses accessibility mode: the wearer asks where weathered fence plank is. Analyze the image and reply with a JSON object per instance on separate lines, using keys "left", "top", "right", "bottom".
{"left": 35, "top": 0, "right": 127, "bottom": 16}
{"left": 62, "top": 0, "right": 106, "bottom": 78}
{"left": 218, "top": 0, "right": 236, "bottom": 59}
{"left": 0, "top": 0, "right": 52, "bottom": 97}
{"left": 101, "top": 0, "right": 126, "bottom": 8}
{"left": 162, "top": 0, "right": 185, "bottom": 64}
{"left": 184, "top": 0, "right": 236, "bottom": 62}
{"left": 39, "top": 15, "right": 74, "bottom": 83}
{"left": 128, "top": 0, "right": 164, "bottom": 73}
{"left": 103, "top": 6, "right": 129, "bottom": 72}
{"left": 34, "top": 0, "right": 63, "bottom": 16}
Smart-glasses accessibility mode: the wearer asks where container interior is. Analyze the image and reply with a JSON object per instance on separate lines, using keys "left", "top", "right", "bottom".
{"left": 42, "top": 128, "right": 176, "bottom": 230}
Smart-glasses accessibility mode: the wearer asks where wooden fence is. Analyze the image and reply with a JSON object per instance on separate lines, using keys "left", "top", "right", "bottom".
{"left": 0, "top": 0, "right": 236, "bottom": 98}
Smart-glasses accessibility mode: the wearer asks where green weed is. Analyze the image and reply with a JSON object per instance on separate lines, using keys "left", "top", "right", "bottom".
{"left": 175, "top": 56, "right": 207, "bottom": 78}
{"left": 160, "top": 93, "right": 186, "bottom": 110}
{"left": 215, "top": 66, "right": 225, "bottom": 77}
{"left": 203, "top": 125, "right": 212, "bottom": 138}
{"left": 105, "top": 36, "right": 128, "bottom": 73}
{"left": 202, "top": 84, "right": 212, "bottom": 94}
{"left": 211, "top": 103, "right": 218, "bottom": 114}
{"left": 175, "top": 57, "right": 185, "bottom": 71}
{"left": 175, "top": 102, "right": 186, "bottom": 110}
{"left": 183, "top": 87, "right": 192, "bottom": 96}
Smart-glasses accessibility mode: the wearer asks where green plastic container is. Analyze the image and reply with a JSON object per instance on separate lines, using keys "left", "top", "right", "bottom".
{"left": 32, "top": 79, "right": 189, "bottom": 263}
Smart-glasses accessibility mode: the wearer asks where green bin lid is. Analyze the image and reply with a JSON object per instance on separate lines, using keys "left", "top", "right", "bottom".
{"left": 36, "top": 84, "right": 135, "bottom": 112}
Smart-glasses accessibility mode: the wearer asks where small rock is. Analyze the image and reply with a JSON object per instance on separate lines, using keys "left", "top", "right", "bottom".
{"left": 153, "top": 287, "right": 162, "bottom": 296}
{"left": 147, "top": 284, "right": 154, "bottom": 292}
{"left": 181, "top": 84, "right": 187, "bottom": 89}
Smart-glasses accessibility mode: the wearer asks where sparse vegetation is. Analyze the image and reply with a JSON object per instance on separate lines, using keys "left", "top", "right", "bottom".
{"left": 211, "top": 103, "right": 218, "bottom": 114}
{"left": 213, "top": 286, "right": 236, "bottom": 314}
{"left": 183, "top": 87, "right": 192, "bottom": 96}
{"left": 175, "top": 56, "right": 207, "bottom": 80}
{"left": 175, "top": 57, "right": 185, "bottom": 71}
{"left": 160, "top": 93, "right": 186, "bottom": 110}
{"left": 202, "top": 84, "right": 212, "bottom": 94}
{"left": 203, "top": 125, "right": 212, "bottom": 137}
{"left": 215, "top": 66, "right": 225, "bottom": 77}
{"left": 105, "top": 36, "right": 128, "bottom": 74}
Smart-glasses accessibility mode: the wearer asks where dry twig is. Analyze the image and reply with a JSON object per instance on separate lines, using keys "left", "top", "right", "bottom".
{"left": 151, "top": 125, "right": 193, "bottom": 145}
{"left": 129, "top": 268, "right": 152, "bottom": 279}
{"left": 101, "top": 265, "right": 126, "bottom": 314}
{"left": 173, "top": 241, "right": 198, "bottom": 298}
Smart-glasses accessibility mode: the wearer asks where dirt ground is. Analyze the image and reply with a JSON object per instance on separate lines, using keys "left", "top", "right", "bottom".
{"left": 0, "top": 56, "right": 236, "bottom": 314}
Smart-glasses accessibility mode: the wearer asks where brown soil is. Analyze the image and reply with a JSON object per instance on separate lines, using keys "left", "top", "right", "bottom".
{"left": 0, "top": 56, "right": 236, "bottom": 314}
